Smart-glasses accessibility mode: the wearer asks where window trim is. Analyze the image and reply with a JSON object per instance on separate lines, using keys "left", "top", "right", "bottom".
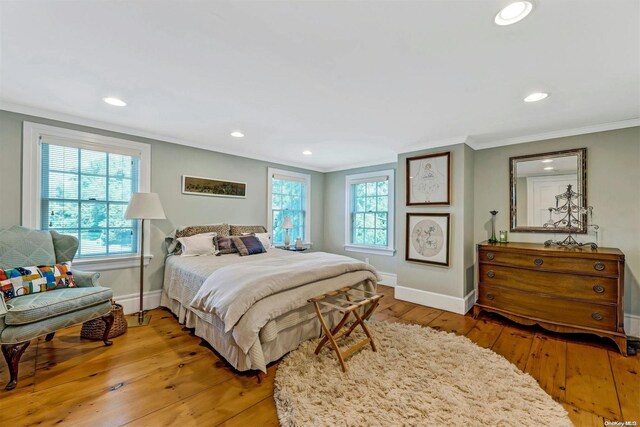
{"left": 344, "top": 169, "right": 395, "bottom": 256}
{"left": 22, "top": 122, "right": 152, "bottom": 271}
{"left": 267, "top": 167, "right": 312, "bottom": 245}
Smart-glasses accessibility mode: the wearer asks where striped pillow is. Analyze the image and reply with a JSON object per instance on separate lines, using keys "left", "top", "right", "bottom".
{"left": 0, "top": 263, "right": 76, "bottom": 302}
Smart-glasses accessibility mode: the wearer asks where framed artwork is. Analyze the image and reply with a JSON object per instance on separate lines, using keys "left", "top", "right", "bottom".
{"left": 405, "top": 213, "right": 450, "bottom": 266}
{"left": 406, "top": 151, "right": 451, "bottom": 205}
{"left": 182, "top": 175, "right": 247, "bottom": 198}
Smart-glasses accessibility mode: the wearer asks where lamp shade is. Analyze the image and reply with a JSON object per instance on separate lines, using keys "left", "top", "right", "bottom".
{"left": 281, "top": 216, "right": 293, "bottom": 229}
{"left": 124, "top": 192, "right": 167, "bottom": 220}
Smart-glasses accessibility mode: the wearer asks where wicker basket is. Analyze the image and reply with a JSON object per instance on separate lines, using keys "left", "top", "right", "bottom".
{"left": 81, "top": 302, "right": 127, "bottom": 340}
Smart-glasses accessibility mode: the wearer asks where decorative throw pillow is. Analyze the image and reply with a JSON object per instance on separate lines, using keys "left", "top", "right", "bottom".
{"left": 229, "top": 225, "right": 267, "bottom": 236}
{"left": 252, "top": 232, "right": 272, "bottom": 250}
{"left": 215, "top": 235, "right": 238, "bottom": 255}
{"left": 172, "top": 224, "right": 230, "bottom": 255}
{"left": 0, "top": 263, "right": 76, "bottom": 302}
{"left": 177, "top": 232, "right": 217, "bottom": 256}
{"left": 231, "top": 235, "right": 266, "bottom": 256}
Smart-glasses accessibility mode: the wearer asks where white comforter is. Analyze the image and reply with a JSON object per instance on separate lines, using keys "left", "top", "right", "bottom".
{"left": 190, "top": 251, "right": 380, "bottom": 352}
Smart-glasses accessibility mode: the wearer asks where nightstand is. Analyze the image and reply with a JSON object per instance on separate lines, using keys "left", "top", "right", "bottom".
{"left": 275, "top": 245, "right": 308, "bottom": 252}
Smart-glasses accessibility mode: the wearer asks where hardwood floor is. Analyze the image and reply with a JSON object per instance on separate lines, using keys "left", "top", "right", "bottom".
{"left": 1, "top": 285, "right": 637, "bottom": 426}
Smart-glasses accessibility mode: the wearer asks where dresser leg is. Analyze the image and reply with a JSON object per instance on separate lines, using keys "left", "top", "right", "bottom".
{"left": 612, "top": 335, "right": 628, "bottom": 357}
{"left": 472, "top": 306, "right": 481, "bottom": 320}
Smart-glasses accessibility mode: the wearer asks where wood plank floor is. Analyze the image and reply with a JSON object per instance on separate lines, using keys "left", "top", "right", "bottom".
{"left": 1, "top": 285, "right": 637, "bottom": 426}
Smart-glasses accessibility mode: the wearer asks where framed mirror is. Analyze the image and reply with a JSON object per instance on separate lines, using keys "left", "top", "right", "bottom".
{"left": 510, "top": 148, "right": 587, "bottom": 233}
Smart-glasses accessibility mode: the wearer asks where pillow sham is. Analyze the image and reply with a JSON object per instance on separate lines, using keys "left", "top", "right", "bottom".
{"left": 215, "top": 235, "right": 238, "bottom": 255}
{"left": 170, "top": 224, "right": 230, "bottom": 255}
{"left": 177, "top": 232, "right": 217, "bottom": 256}
{"left": 252, "top": 232, "right": 272, "bottom": 250}
{"left": 229, "top": 225, "right": 267, "bottom": 236}
{"left": 1, "top": 263, "right": 76, "bottom": 302}
{"left": 231, "top": 235, "right": 266, "bottom": 256}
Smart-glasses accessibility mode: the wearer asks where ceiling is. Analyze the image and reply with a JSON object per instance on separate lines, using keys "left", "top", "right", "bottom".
{"left": 1, "top": 0, "right": 638, "bottom": 172}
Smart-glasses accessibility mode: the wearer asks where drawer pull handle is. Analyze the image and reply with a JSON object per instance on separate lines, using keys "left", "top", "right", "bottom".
{"left": 534, "top": 258, "right": 544, "bottom": 266}
{"left": 487, "top": 270, "right": 495, "bottom": 278}
{"left": 487, "top": 293, "right": 495, "bottom": 300}
{"left": 591, "top": 312, "right": 604, "bottom": 321}
{"left": 486, "top": 252, "right": 495, "bottom": 260}
{"left": 594, "top": 262, "right": 605, "bottom": 271}
{"left": 593, "top": 285, "right": 605, "bottom": 294}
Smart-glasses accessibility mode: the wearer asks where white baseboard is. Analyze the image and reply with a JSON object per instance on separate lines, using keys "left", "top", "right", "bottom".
{"left": 394, "top": 286, "right": 475, "bottom": 315}
{"left": 113, "top": 290, "right": 163, "bottom": 315}
{"left": 625, "top": 314, "right": 640, "bottom": 339}
{"left": 378, "top": 272, "right": 397, "bottom": 287}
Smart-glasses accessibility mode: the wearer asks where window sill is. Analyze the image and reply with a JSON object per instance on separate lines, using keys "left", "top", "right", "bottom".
{"left": 72, "top": 254, "right": 153, "bottom": 272}
{"left": 344, "top": 245, "right": 395, "bottom": 256}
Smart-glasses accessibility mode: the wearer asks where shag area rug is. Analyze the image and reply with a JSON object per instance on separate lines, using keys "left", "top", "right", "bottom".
{"left": 274, "top": 321, "right": 572, "bottom": 427}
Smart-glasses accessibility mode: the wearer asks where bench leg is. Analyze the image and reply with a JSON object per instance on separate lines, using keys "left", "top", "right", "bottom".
{"left": 101, "top": 313, "right": 114, "bottom": 346}
{"left": 45, "top": 332, "right": 55, "bottom": 342}
{"left": 2, "top": 341, "right": 31, "bottom": 391}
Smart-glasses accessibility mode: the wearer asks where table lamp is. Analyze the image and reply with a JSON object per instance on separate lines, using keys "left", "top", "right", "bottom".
{"left": 124, "top": 192, "right": 166, "bottom": 327}
{"left": 281, "top": 216, "right": 293, "bottom": 247}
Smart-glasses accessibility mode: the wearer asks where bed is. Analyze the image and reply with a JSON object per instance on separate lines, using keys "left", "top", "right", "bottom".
{"left": 160, "top": 245, "right": 379, "bottom": 373}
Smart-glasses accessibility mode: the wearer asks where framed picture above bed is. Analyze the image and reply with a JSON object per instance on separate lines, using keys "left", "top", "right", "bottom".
{"left": 406, "top": 151, "right": 450, "bottom": 205}
{"left": 405, "top": 213, "right": 450, "bottom": 266}
{"left": 182, "top": 175, "right": 247, "bottom": 198}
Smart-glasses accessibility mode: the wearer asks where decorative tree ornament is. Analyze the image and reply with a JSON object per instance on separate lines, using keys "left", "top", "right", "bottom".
{"left": 543, "top": 184, "right": 599, "bottom": 249}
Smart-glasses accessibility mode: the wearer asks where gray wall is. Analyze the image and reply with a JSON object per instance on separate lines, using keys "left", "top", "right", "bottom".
{"left": 0, "top": 109, "right": 325, "bottom": 297}
{"left": 323, "top": 163, "right": 397, "bottom": 274}
{"left": 474, "top": 127, "right": 640, "bottom": 315}
{"left": 396, "top": 143, "right": 475, "bottom": 299}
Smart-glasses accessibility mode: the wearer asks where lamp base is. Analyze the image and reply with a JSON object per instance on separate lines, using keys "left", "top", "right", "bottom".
{"left": 127, "top": 312, "right": 152, "bottom": 327}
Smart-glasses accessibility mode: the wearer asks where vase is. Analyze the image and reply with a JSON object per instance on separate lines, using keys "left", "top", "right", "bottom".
{"left": 489, "top": 210, "right": 498, "bottom": 244}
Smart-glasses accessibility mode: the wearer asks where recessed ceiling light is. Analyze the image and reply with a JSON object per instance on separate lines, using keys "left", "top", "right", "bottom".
{"left": 302, "top": 150, "right": 313, "bottom": 156}
{"left": 524, "top": 92, "right": 549, "bottom": 103}
{"left": 544, "top": 166, "right": 554, "bottom": 170}
{"left": 103, "top": 97, "right": 126, "bottom": 107}
{"left": 230, "top": 131, "right": 245, "bottom": 138}
{"left": 495, "top": 1, "right": 533, "bottom": 26}
{"left": 541, "top": 159, "right": 553, "bottom": 163}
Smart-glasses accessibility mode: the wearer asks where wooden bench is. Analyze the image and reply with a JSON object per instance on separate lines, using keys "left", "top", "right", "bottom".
{"left": 308, "top": 286, "right": 383, "bottom": 372}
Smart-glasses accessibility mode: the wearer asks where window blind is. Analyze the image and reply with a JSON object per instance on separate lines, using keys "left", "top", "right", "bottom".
{"left": 40, "top": 139, "right": 140, "bottom": 257}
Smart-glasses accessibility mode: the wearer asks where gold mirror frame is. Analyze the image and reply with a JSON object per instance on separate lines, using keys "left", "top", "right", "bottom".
{"left": 509, "top": 148, "right": 587, "bottom": 233}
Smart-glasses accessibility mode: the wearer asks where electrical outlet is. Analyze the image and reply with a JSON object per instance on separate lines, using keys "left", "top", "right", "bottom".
{"left": 365, "top": 257, "right": 370, "bottom": 264}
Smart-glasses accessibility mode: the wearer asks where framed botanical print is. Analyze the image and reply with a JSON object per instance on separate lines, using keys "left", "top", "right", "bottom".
{"left": 405, "top": 213, "right": 450, "bottom": 266}
{"left": 406, "top": 151, "right": 451, "bottom": 205}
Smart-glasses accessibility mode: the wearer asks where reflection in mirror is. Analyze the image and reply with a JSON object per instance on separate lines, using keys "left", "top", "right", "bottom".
{"left": 510, "top": 148, "right": 586, "bottom": 233}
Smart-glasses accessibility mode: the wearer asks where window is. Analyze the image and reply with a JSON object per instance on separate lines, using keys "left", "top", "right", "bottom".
{"left": 345, "top": 170, "right": 395, "bottom": 256}
{"left": 23, "top": 122, "right": 151, "bottom": 270}
{"left": 267, "top": 168, "right": 311, "bottom": 245}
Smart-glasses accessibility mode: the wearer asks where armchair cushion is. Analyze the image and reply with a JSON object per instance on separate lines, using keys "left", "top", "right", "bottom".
{"left": 0, "top": 226, "right": 56, "bottom": 269}
{"left": 1, "top": 263, "right": 76, "bottom": 302}
{"left": 4, "top": 287, "right": 112, "bottom": 326}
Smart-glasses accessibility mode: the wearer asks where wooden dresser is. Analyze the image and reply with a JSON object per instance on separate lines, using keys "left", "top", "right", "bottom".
{"left": 474, "top": 241, "right": 627, "bottom": 355}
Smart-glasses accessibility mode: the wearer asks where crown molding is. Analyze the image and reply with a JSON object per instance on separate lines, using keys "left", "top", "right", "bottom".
{"left": 399, "top": 135, "right": 469, "bottom": 155}
{"left": 468, "top": 118, "right": 640, "bottom": 150}
{"left": 323, "top": 156, "right": 398, "bottom": 173}
{"left": 0, "top": 101, "right": 327, "bottom": 173}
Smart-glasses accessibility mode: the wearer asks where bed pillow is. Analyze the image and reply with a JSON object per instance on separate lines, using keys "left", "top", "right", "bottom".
{"left": 229, "top": 225, "right": 267, "bottom": 236}
{"left": 215, "top": 235, "right": 238, "bottom": 255}
{"left": 230, "top": 235, "right": 266, "bottom": 256}
{"left": 1, "top": 263, "right": 76, "bottom": 302}
{"left": 252, "top": 232, "right": 272, "bottom": 250}
{"left": 170, "top": 224, "right": 230, "bottom": 255}
{"left": 177, "top": 232, "right": 217, "bottom": 256}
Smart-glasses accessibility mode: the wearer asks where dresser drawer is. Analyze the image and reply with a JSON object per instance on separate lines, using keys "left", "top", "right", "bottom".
{"left": 479, "top": 264, "right": 618, "bottom": 303}
{"left": 479, "top": 249, "right": 618, "bottom": 277}
{"left": 477, "top": 285, "right": 617, "bottom": 330}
